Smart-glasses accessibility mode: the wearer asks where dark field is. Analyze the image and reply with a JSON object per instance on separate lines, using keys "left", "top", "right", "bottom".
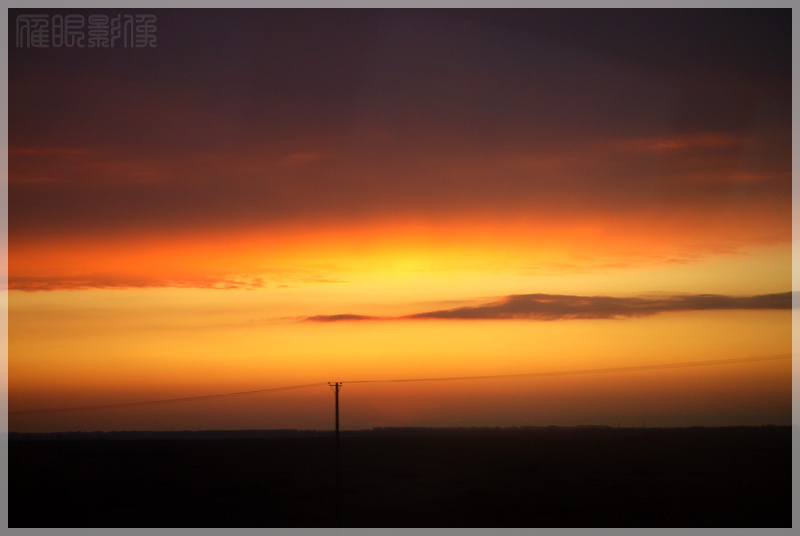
{"left": 10, "top": 426, "right": 790, "bottom": 527}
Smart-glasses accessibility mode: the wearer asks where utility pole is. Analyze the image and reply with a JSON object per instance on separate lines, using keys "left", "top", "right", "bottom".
{"left": 329, "top": 382, "right": 342, "bottom": 527}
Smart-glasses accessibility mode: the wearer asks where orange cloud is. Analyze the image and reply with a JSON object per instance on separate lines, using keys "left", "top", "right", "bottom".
{"left": 9, "top": 145, "right": 168, "bottom": 186}
{"left": 639, "top": 133, "right": 742, "bottom": 151}
{"left": 8, "top": 199, "right": 790, "bottom": 293}
{"left": 9, "top": 147, "right": 92, "bottom": 156}
{"left": 280, "top": 152, "right": 327, "bottom": 166}
{"left": 7, "top": 275, "right": 267, "bottom": 292}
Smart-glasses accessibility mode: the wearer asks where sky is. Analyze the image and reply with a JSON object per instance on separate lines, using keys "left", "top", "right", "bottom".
{"left": 7, "top": 8, "right": 793, "bottom": 432}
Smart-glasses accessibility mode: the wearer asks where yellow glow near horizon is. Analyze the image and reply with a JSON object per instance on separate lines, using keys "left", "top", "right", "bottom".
{"left": 10, "top": 286, "right": 791, "bottom": 410}
{"left": 10, "top": 211, "right": 789, "bottom": 289}
{"left": 7, "top": 219, "right": 792, "bottom": 432}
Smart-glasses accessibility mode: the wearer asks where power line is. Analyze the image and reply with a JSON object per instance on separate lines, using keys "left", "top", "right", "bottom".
{"left": 343, "top": 353, "right": 793, "bottom": 385}
{"left": 8, "top": 353, "right": 792, "bottom": 416}
{"left": 8, "top": 382, "right": 329, "bottom": 416}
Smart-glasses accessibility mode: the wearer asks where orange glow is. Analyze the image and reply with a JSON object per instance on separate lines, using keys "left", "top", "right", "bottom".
{"left": 9, "top": 205, "right": 790, "bottom": 291}
{"left": 9, "top": 284, "right": 791, "bottom": 431}
{"left": 8, "top": 10, "right": 791, "bottom": 433}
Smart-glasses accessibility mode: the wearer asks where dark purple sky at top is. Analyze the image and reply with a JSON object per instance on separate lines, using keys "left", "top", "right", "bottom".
{"left": 9, "top": 9, "right": 791, "bottom": 240}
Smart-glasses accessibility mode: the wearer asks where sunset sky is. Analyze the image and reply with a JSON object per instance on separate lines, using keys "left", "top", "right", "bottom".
{"left": 7, "top": 8, "right": 792, "bottom": 432}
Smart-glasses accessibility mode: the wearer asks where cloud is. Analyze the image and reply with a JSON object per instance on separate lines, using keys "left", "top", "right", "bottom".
{"left": 7, "top": 275, "right": 267, "bottom": 292}
{"left": 305, "top": 314, "right": 381, "bottom": 322}
{"left": 7, "top": 270, "right": 351, "bottom": 292}
{"left": 280, "top": 152, "right": 328, "bottom": 166}
{"left": 9, "top": 147, "right": 92, "bottom": 156}
{"left": 9, "top": 145, "right": 169, "bottom": 187}
{"left": 305, "top": 292, "right": 791, "bottom": 322}
{"left": 614, "top": 132, "right": 743, "bottom": 153}
{"left": 9, "top": 11, "right": 789, "bottom": 243}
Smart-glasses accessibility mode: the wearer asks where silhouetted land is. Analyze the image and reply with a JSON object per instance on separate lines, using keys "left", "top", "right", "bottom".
{"left": 9, "top": 426, "right": 790, "bottom": 527}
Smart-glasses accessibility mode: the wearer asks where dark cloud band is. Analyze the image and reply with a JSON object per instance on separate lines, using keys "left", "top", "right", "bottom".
{"left": 306, "top": 292, "right": 792, "bottom": 322}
